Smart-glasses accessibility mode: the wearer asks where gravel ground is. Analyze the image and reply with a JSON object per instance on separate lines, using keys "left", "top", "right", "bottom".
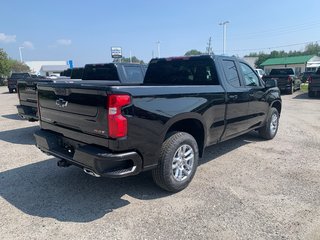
{"left": 0, "top": 86, "right": 320, "bottom": 240}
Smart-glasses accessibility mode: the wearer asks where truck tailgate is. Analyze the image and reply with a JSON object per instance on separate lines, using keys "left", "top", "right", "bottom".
{"left": 37, "top": 83, "right": 109, "bottom": 139}
{"left": 18, "top": 79, "right": 52, "bottom": 104}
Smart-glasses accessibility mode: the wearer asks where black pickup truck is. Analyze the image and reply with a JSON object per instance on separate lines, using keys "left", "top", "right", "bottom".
{"left": 34, "top": 55, "right": 281, "bottom": 192}
{"left": 263, "top": 68, "right": 301, "bottom": 94}
{"left": 307, "top": 67, "right": 320, "bottom": 97}
{"left": 8, "top": 72, "right": 32, "bottom": 93}
{"left": 17, "top": 63, "right": 146, "bottom": 121}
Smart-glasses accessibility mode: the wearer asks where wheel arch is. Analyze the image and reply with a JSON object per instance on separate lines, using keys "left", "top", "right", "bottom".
{"left": 162, "top": 114, "right": 207, "bottom": 157}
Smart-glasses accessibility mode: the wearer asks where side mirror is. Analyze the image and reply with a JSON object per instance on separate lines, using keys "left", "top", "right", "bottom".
{"left": 265, "top": 79, "right": 277, "bottom": 88}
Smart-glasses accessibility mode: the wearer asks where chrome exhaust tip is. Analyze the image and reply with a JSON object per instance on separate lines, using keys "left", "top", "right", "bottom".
{"left": 83, "top": 168, "right": 101, "bottom": 178}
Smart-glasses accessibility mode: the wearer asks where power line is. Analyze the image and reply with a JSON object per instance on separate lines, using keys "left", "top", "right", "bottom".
{"left": 228, "top": 40, "right": 320, "bottom": 52}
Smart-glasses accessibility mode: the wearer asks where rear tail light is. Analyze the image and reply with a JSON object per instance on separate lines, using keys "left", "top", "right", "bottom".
{"left": 107, "top": 94, "right": 131, "bottom": 138}
{"left": 288, "top": 76, "right": 292, "bottom": 83}
{"left": 307, "top": 76, "right": 312, "bottom": 84}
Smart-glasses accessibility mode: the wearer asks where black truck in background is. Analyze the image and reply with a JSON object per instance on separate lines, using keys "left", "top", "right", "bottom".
{"left": 17, "top": 63, "right": 147, "bottom": 121}
{"left": 8, "top": 73, "right": 33, "bottom": 93}
{"left": 307, "top": 67, "right": 320, "bottom": 97}
{"left": 263, "top": 68, "right": 301, "bottom": 94}
{"left": 34, "top": 55, "right": 281, "bottom": 192}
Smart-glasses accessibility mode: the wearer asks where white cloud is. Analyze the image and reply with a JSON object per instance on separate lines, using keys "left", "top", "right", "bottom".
{"left": 22, "top": 41, "right": 34, "bottom": 50}
{"left": 0, "top": 33, "right": 16, "bottom": 43}
{"left": 56, "top": 39, "right": 72, "bottom": 46}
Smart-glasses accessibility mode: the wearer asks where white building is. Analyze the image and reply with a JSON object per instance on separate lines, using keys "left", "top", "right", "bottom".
{"left": 243, "top": 56, "right": 259, "bottom": 69}
{"left": 25, "top": 61, "right": 69, "bottom": 76}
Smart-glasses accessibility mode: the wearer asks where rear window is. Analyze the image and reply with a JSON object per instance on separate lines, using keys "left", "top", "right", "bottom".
{"left": 123, "top": 66, "right": 144, "bottom": 83}
{"left": 70, "top": 68, "right": 84, "bottom": 79}
{"left": 270, "top": 69, "right": 294, "bottom": 75}
{"left": 10, "top": 73, "right": 29, "bottom": 79}
{"left": 144, "top": 58, "right": 219, "bottom": 85}
{"left": 82, "top": 64, "right": 119, "bottom": 81}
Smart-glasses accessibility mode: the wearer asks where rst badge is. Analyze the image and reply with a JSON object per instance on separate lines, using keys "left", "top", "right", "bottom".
{"left": 56, "top": 98, "right": 68, "bottom": 108}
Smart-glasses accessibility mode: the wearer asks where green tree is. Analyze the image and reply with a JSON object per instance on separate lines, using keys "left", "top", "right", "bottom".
{"left": 116, "top": 56, "right": 144, "bottom": 64}
{"left": 8, "top": 59, "right": 30, "bottom": 73}
{"left": 304, "top": 42, "right": 320, "bottom": 55}
{"left": 0, "top": 48, "right": 11, "bottom": 77}
{"left": 184, "top": 49, "right": 203, "bottom": 56}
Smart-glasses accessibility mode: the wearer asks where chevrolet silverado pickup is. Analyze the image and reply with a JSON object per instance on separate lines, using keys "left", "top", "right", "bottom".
{"left": 17, "top": 63, "right": 146, "bottom": 121}
{"left": 8, "top": 72, "right": 32, "bottom": 93}
{"left": 263, "top": 68, "right": 301, "bottom": 94}
{"left": 307, "top": 67, "right": 320, "bottom": 97}
{"left": 34, "top": 55, "right": 282, "bottom": 192}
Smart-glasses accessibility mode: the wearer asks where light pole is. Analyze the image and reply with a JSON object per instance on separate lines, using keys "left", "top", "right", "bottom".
{"left": 219, "top": 21, "right": 230, "bottom": 55}
{"left": 156, "top": 41, "right": 161, "bottom": 58}
{"left": 19, "top": 47, "right": 24, "bottom": 62}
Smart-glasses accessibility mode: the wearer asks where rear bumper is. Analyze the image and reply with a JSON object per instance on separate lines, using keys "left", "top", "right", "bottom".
{"left": 17, "top": 105, "right": 38, "bottom": 121}
{"left": 34, "top": 129, "right": 142, "bottom": 178}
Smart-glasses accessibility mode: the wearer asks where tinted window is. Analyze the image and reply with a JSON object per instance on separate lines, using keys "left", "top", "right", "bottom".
{"left": 82, "top": 64, "right": 119, "bottom": 80}
{"left": 240, "top": 63, "right": 261, "bottom": 87}
{"left": 10, "top": 73, "right": 30, "bottom": 79}
{"left": 70, "top": 68, "right": 84, "bottom": 79}
{"left": 123, "top": 66, "right": 144, "bottom": 83}
{"left": 222, "top": 60, "right": 241, "bottom": 87}
{"left": 144, "top": 58, "right": 219, "bottom": 85}
{"left": 270, "top": 68, "right": 294, "bottom": 75}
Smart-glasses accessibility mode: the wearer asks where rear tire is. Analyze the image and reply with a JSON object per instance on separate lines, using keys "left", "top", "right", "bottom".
{"left": 9, "top": 88, "right": 13, "bottom": 93}
{"left": 259, "top": 107, "right": 279, "bottom": 140}
{"left": 152, "top": 132, "right": 199, "bottom": 192}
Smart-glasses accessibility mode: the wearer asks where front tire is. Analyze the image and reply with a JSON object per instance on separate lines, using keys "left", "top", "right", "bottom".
{"left": 259, "top": 107, "right": 279, "bottom": 140}
{"left": 152, "top": 132, "right": 199, "bottom": 192}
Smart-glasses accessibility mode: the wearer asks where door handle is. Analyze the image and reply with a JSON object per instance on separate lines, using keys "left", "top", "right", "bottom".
{"left": 229, "top": 95, "right": 238, "bottom": 100}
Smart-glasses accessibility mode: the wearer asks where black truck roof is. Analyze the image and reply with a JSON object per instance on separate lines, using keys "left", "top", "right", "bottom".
{"left": 82, "top": 63, "right": 147, "bottom": 84}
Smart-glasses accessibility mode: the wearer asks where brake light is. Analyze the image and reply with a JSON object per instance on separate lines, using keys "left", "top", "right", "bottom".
{"left": 107, "top": 94, "right": 131, "bottom": 138}
{"left": 288, "top": 76, "right": 292, "bottom": 83}
{"left": 307, "top": 76, "right": 312, "bottom": 84}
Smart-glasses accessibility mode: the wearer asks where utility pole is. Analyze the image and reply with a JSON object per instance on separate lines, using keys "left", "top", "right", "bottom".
{"left": 206, "top": 37, "right": 213, "bottom": 55}
{"left": 19, "top": 47, "right": 24, "bottom": 62}
{"left": 156, "top": 41, "right": 161, "bottom": 58}
{"left": 219, "top": 21, "right": 230, "bottom": 55}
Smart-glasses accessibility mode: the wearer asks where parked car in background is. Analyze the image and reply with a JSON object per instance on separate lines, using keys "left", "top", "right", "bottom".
{"left": 300, "top": 71, "right": 315, "bottom": 83}
{"left": 307, "top": 67, "right": 320, "bottom": 97}
{"left": 34, "top": 55, "right": 281, "bottom": 192}
{"left": 7, "top": 73, "right": 32, "bottom": 93}
{"left": 254, "top": 68, "right": 266, "bottom": 78}
{"left": 263, "top": 68, "right": 301, "bottom": 94}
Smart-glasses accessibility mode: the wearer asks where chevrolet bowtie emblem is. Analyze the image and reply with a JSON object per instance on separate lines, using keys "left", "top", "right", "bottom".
{"left": 56, "top": 98, "right": 68, "bottom": 108}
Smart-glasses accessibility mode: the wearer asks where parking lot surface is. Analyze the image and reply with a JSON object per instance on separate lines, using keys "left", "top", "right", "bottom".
{"left": 1, "top": 86, "right": 320, "bottom": 240}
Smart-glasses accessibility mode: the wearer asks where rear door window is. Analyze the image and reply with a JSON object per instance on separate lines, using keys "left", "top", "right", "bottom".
{"left": 222, "top": 60, "right": 241, "bottom": 87}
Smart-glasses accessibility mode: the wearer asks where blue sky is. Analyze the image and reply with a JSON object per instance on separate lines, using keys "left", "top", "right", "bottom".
{"left": 1, "top": 0, "right": 320, "bottom": 66}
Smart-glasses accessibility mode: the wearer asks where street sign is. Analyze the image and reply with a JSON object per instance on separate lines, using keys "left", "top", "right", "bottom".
{"left": 67, "top": 60, "right": 73, "bottom": 69}
{"left": 111, "top": 47, "right": 122, "bottom": 58}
